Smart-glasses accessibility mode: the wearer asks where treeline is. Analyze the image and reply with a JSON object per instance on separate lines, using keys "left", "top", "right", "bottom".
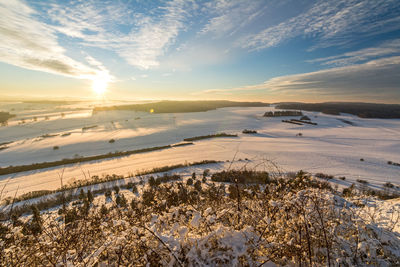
{"left": 0, "top": 112, "right": 16, "bottom": 123}
{"left": 137, "top": 160, "right": 219, "bottom": 177}
{"left": 22, "top": 100, "right": 76, "bottom": 104}
{"left": 0, "top": 145, "right": 173, "bottom": 176}
{"left": 276, "top": 102, "right": 400, "bottom": 118}
{"left": 263, "top": 110, "right": 303, "bottom": 117}
{"left": 242, "top": 129, "right": 257, "bottom": 134}
{"left": 183, "top": 133, "right": 237, "bottom": 141}
{"left": 93, "top": 100, "right": 269, "bottom": 114}
{"left": 0, "top": 131, "right": 229, "bottom": 176}
{"left": 289, "top": 119, "right": 318, "bottom": 125}
{"left": 2, "top": 160, "right": 220, "bottom": 205}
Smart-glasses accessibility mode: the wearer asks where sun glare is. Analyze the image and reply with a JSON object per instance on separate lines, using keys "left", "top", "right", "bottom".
{"left": 91, "top": 73, "right": 109, "bottom": 95}
{"left": 92, "top": 79, "right": 107, "bottom": 95}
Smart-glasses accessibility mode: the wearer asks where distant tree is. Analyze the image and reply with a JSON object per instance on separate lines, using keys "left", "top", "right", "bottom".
{"left": 116, "top": 194, "right": 127, "bottom": 208}
{"left": 100, "top": 204, "right": 108, "bottom": 215}
{"left": 384, "top": 182, "right": 394, "bottom": 188}
{"left": 242, "top": 129, "right": 257, "bottom": 134}
{"left": 127, "top": 183, "right": 138, "bottom": 193}
{"left": 263, "top": 110, "right": 303, "bottom": 117}
{"left": 23, "top": 205, "right": 42, "bottom": 235}
{"left": 113, "top": 185, "right": 120, "bottom": 195}
{"left": 87, "top": 190, "right": 94, "bottom": 203}
{"left": 300, "top": 115, "right": 310, "bottom": 120}
{"left": 142, "top": 190, "right": 154, "bottom": 206}
{"left": 79, "top": 189, "right": 86, "bottom": 201}
{"left": 105, "top": 190, "right": 112, "bottom": 199}
{"left": 194, "top": 180, "right": 202, "bottom": 191}
{"left": 228, "top": 184, "right": 238, "bottom": 199}
{"left": 130, "top": 199, "right": 137, "bottom": 210}
{"left": 148, "top": 176, "right": 157, "bottom": 187}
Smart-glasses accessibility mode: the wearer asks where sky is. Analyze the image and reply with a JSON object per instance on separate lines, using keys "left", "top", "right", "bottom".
{"left": 0, "top": 0, "right": 400, "bottom": 103}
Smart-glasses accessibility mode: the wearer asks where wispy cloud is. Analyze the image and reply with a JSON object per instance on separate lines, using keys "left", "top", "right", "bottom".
{"left": 158, "top": 0, "right": 271, "bottom": 70}
{"left": 197, "top": 56, "right": 400, "bottom": 102}
{"left": 46, "top": 0, "right": 194, "bottom": 70}
{"left": 0, "top": 0, "right": 192, "bottom": 82}
{"left": 200, "top": 0, "right": 265, "bottom": 37}
{"left": 119, "top": 1, "right": 190, "bottom": 69}
{"left": 308, "top": 39, "right": 400, "bottom": 66}
{"left": 1, "top": 0, "right": 400, "bottom": 102}
{"left": 0, "top": 0, "right": 107, "bottom": 80}
{"left": 240, "top": 0, "right": 400, "bottom": 51}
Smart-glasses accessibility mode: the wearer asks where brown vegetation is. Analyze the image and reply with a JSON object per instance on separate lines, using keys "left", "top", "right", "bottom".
{"left": 1, "top": 170, "right": 398, "bottom": 266}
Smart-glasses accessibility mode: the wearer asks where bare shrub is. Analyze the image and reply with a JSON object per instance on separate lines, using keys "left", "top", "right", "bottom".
{"left": 1, "top": 170, "right": 398, "bottom": 266}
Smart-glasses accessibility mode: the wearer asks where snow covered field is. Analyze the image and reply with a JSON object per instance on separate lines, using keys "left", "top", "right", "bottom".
{"left": 0, "top": 101, "right": 399, "bottom": 198}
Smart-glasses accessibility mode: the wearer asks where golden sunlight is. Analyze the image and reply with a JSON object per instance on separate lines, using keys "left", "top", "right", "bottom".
{"left": 92, "top": 79, "right": 107, "bottom": 95}
{"left": 91, "top": 72, "right": 109, "bottom": 95}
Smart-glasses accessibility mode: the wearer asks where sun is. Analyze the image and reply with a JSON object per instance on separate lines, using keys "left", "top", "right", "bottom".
{"left": 91, "top": 73, "right": 109, "bottom": 95}
{"left": 92, "top": 78, "right": 107, "bottom": 95}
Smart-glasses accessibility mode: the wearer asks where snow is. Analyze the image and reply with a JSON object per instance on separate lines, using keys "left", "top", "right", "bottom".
{"left": 1, "top": 166, "right": 399, "bottom": 266}
{"left": 0, "top": 101, "right": 399, "bottom": 199}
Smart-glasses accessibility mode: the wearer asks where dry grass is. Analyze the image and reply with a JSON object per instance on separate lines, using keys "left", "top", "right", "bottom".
{"left": 1, "top": 170, "right": 399, "bottom": 266}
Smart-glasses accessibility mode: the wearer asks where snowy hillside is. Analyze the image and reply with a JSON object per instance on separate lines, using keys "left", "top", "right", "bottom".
{"left": 0, "top": 102, "right": 399, "bottom": 266}
{"left": 0, "top": 101, "right": 399, "bottom": 199}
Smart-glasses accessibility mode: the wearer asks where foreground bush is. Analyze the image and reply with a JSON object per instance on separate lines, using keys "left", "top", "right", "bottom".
{"left": 0, "top": 171, "right": 399, "bottom": 266}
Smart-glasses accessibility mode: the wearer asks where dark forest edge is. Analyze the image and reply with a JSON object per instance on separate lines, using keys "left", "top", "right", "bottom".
{"left": 276, "top": 102, "right": 400, "bottom": 118}
{"left": 92, "top": 100, "right": 270, "bottom": 114}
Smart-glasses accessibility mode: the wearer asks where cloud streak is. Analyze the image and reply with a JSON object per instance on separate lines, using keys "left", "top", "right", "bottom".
{"left": 1, "top": 0, "right": 400, "bottom": 103}
{"left": 0, "top": 0, "right": 106, "bottom": 80}
{"left": 241, "top": 0, "right": 400, "bottom": 51}
{"left": 198, "top": 56, "right": 400, "bottom": 102}
{"left": 46, "top": 0, "right": 194, "bottom": 69}
{"left": 200, "top": 0, "right": 265, "bottom": 37}
{"left": 309, "top": 39, "right": 400, "bottom": 66}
